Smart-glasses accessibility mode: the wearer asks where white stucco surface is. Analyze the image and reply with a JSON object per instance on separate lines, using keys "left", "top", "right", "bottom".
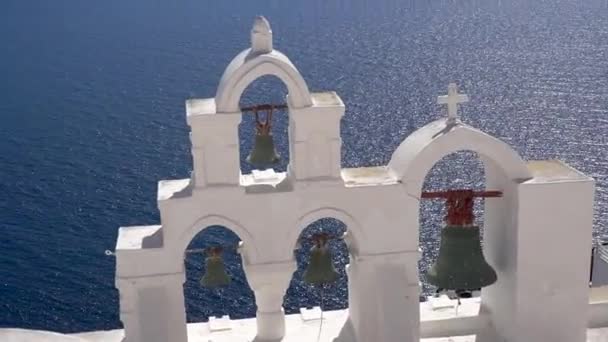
{"left": 5, "top": 298, "right": 608, "bottom": 341}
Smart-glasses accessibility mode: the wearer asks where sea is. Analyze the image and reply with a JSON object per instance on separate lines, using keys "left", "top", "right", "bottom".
{"left": 1, "top": 0, "right": 608, "bottom": 334}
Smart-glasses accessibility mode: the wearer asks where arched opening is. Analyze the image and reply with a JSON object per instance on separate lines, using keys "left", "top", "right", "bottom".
{"left": 182, "top": 225, "right": 255, "bottom": 324}
{"left": 418, "top": 151, "right": 487, "bottom": 296}
{"left": 284, "top": 218, "right": 349, "bottom": 314}
{"left": 238, "top": 75, "right": 290, "bottom": 174}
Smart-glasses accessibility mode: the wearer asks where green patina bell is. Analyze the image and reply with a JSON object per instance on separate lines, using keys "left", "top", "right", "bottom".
{"left": 246, "top": 107, "right": 280, "bottom": 167}
{"left": 201, "top": 252, "right": 231, "bottom": 288}
{"left": 425, "top": 225, "right": 497, "bottom": 290}
{"left": 303, "top": 239, "right": 339, "bottom": 285}
{"left": 247, "top": 134, "right": 280, "bottom": 166}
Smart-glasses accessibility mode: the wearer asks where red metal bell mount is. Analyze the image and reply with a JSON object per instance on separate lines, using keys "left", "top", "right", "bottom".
{"left": 421, "top": 189, "right": 503, "bottom": 226}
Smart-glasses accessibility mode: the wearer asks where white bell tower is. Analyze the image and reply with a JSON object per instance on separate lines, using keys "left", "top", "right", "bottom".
{"left": 112, "top": 17, "right": 596, "bottom": 342}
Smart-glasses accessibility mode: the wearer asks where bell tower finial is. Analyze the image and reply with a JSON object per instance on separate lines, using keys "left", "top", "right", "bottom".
{"left": 251, "top": 16, "right": 273, "bottom": 54}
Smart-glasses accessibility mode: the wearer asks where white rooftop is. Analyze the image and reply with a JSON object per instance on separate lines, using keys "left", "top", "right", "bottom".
{"left": 4, "top": 297, "right": 608, "bottom": 342}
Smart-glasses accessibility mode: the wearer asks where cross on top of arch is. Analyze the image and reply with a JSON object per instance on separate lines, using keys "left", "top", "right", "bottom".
{"left": 437, "top": 83, "right": 469, "bottom": 124}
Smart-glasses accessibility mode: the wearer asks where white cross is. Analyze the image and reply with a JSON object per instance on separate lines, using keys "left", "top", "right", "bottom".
{"left": 437, "top": 83, "right": 469, "bottom": 124}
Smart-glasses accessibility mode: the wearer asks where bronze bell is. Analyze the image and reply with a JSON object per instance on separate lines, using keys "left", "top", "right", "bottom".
{"left": 247, "top": 134, "right": 280, "bottom": 166}
{"left": 303, "top": 234, "right": 339, "bottom": 285}
{"left": 425, "top": 225, "right": 497, "bottom": 290}
{"left": 421, "top": 189, "right": 501, "bottom": 291}
{"left": 246, "top": 108, "right": 279, "bottom": 167}
{"left": 200, "top": 247, "right": 231, "bottom": 288}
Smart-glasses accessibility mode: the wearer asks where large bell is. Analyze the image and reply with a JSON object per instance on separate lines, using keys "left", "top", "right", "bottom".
{"left": 425, "top": 225, "right": 497, "bottom": 290}
{"left": 246, "top": 133, "right": 280, "bottom": 166}
{"left": 201, "top": 252, "right": 231, "bottom": 288}
{"left": 303, "top": 240, "right": 339, "bottom": 285}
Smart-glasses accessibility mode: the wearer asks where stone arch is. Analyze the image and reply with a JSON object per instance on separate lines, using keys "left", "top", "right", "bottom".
{"left": 417, "top": 150, "right": 488, "bottom": 294}
{"left": 284, "top": 207, "right": 366, "bottom": 259}
{"left": 389, "top": 119, "right": 534, "bottom": 310}
{"left": 177, "top": 214, "right": 260, "bottom": 265}
{"left": 181, "top": 224, "right": 255, "bottom": 323}
{"left": 215, "top": 49, "right": 313, "bottom": 113}
{"left": 388, "top": 120, "right": 532, "bottom": 195}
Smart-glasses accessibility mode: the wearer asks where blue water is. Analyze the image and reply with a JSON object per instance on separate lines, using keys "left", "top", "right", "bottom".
{"left": 2, "top": 0, "right": 608, "bottom": 333}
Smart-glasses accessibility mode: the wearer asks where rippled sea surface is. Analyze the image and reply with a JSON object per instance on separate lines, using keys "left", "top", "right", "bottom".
{"left": 1, "top": 0, "right": 608, "bottom": 333}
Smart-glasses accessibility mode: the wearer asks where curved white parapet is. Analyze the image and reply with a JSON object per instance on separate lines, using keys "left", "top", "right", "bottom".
{"left": 215, "top": 50, "right": 313, "bottom": 113}
{"left": 388, "top": 119, "right": 532, "bottom": 194}
{"left": 214, "top": 17, "right": 313, "bottom": 113}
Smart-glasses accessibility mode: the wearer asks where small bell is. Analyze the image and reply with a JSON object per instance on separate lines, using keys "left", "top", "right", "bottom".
{"left": 247, "top": 134, "right": 280, "bottom": 166}
{"left": 246, "top": 107, "right": 280, "bottom": 167}
{"left": 303, "top": 234, "right": 339, "bottom": 285}
{"left": 200, "top": 247, "right": 231, "bottom": 288}
{"left": 426, "top": 225, "right": 497, "bottom": 290}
